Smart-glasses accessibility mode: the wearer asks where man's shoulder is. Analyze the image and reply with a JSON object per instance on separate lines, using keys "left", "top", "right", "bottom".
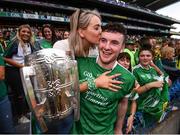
{"left": 116, "top": 64, "right": 132, "bottom": 74}
{"left": 115, "top": 64, "right": 135, "bottom": 80}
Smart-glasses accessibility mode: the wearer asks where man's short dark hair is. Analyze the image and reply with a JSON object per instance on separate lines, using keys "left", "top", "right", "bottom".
{"left": 102, "top": 23, "right": 127, "bottom": 43}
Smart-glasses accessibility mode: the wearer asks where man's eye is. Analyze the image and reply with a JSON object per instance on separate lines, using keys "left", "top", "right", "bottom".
{"left": 100, "top": 38, "right": 107, "bottom": 43}
{"left": 111, "top": 41, "right": 120, "bottom": 46}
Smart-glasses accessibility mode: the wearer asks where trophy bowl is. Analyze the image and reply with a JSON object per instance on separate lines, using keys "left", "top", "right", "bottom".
{"left": 20, "top": 49, "right": 80, "bottom": 132}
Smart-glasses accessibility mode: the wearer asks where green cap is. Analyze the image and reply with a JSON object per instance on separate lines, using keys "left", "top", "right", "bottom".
{"left": 126, "top": 39, "right": 135, "bottom": 45}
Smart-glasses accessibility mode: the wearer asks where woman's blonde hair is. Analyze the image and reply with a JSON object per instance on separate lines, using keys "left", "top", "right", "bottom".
{"left": 16, "top": 24, "right": 34, "bottom": 47}
{"left": 68, "top": 9, "right": 101, "bottom": 57}
{"left": 161, "top": 46, "right": 174, "bottom": 59}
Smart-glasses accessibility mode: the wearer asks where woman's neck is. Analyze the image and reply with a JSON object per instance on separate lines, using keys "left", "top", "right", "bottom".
{"left": 140, "top": 63, "right": 149, "bottom": 70}
{"left": 45, "top": 38, "right": 52, "bottom": 42}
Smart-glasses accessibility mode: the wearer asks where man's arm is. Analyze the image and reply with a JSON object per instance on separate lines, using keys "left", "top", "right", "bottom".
{"left": 114, "top": 97, "right": 128, "bottom": 134}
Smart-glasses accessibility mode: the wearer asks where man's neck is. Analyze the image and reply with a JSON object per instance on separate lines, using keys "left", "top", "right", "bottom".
{"left": 97, "top": 59, "right": 117, "bottom": 70}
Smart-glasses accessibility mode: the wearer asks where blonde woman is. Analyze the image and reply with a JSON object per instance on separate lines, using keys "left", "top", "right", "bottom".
{"left": 53, "top": 8, "right": 102, "bottom": 58}
{"left": 161, "top": 46, "right": 180, "bottom": 82}
{"left": 4, "top": 24, "right": 35, "bottom": 124}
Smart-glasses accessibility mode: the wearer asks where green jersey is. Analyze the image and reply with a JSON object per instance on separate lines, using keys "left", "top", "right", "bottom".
{"left": 0, "top": 56, "right": 7, "bottom": 100}
{"left": 73, "top": 57, "right": 135, "bottom": 134}
{"left": 40, "top": 39, "right": 52, "bottom": 49}
{"left": 0, "top": 43, "right": 5, "bottom": 56}
{"left": 133, "top": 64, "right": 169, "bottom": 121}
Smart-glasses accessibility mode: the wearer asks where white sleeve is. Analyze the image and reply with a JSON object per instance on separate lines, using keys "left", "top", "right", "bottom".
{"left": 53, "top": 39, "right": 70, "bottom": 52}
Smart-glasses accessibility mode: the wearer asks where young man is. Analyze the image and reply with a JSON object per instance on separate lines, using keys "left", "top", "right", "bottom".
{"left": 72, "top": 23, "right": 136, "bottom": 134}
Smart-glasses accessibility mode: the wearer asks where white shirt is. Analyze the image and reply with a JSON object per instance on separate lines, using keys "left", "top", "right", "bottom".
{"left": 12, "top": 43, "right": 31, "bottom": 65}
{"left": 53, "top": 39, "right": 98, "bottom": 58}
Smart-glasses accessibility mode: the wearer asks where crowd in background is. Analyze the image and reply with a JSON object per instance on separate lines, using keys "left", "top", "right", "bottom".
{"left": 0, "top": 21, "right": 180, "bottom": 134}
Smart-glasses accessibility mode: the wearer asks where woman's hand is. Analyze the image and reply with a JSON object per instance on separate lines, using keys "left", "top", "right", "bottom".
{"left": 148, "top": 80, "right": 164, "bottom": 89}
{"left": 126, "top": 115, "right": 134, "bottom": 134}
{"left": 114, "top": 128, "right": 123, "bottom": 135}
{"left": 94, "top": 71, "right": 123, "bottom": 92}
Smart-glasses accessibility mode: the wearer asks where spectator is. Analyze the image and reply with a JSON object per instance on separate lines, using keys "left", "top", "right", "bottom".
{"left": 161, "top": 46, "right": 180, "bottom": 83}
{"left": 140, "top": 37, "right": 164, "bottom": 76}
{"left": 0, "top": 30, "right": 7, "bottom": 55}
{"left": 161, "top": 46, "right": 176, "bottom": 68}
{"left": 35, "top": 30, "right": 43, "bottom": 41}
{"left": 117, "top": 52, "right": 139, "bottom": 134}
{"left": 132, "top": 47, "right": 169, "bottom": 130}
{"left": 0, "top": 55, "right": 15, "bottom": 133}
{"left": 62, "top": 30, "right": 70, "bottom": 39}
{"left": 3, "top": 30, "right": 11, "bottom": 41}
{"left": 4, "top": 24, "right": 35, "bottom": 124}
{"left": 55, "top": 29, "right": 63, "bottom": 40}
{"left": 124, "top": 39, "right": 136, "bottom": 68}
{"left": 35, "top": 24, "right": 57, "bottom": 50}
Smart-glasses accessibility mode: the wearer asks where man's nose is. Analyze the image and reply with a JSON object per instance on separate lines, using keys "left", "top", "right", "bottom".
{"left": 104, "top": 41, "right": 111, "bottom": 49}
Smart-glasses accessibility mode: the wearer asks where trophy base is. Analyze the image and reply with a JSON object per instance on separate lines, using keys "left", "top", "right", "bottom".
{"left": 43, "top": 106, "right": 73, "bottom": 121}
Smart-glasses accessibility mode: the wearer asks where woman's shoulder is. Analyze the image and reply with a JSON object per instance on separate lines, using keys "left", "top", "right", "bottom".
{"left": 9, "top": 38, "right": 19, "bottom": 46}
{"left": 3, "top": 38, "right": 19, "bottom": 56}
{"left": 53, "top": 39, "right": 69, "bottom": 47}
{"left": 53, "top": 39, "right": 69, "bottom": 51}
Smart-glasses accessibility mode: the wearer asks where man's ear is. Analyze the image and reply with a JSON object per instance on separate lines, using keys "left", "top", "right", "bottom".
{"left": 78, "top": 28, "right": 85, "bottom": 38}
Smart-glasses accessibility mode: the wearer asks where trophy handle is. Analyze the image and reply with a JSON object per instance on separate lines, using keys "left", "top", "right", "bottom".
{"left": 20, "top": 66, "right": 48, "bottom": 133}
{"left": 71, "top": 60, "right": 80, "bottom": 121}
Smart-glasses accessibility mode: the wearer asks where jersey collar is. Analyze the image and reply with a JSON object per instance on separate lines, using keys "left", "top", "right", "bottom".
{"left": 96, "top": 55, "right": 118, "bottom": 70}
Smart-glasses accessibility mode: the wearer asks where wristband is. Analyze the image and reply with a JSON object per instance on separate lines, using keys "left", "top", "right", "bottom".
{"left": 87, "top": 78, "right": 97, "bottom": 90}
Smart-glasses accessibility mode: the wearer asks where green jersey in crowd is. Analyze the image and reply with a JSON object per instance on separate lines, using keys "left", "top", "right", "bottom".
{"left": 132, "top": 64, "right": 169, "bottom": 124}
{"left": 34, "top": 39, "right": 53, "bottom": 51}
{"left": 0, "top": 56, "right": 7, "bottom": 100}
{"left": 0, "top": 43, "right": 4, "bottom": 56}
{"left": 40, "top": 39, "right": 53, "bottom": 48}
{"left": 72, "top": 57, "right": 135, "bottom": 134}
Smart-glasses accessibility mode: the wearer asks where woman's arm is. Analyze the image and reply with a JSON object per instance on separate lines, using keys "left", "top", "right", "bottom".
{"left": 135, "top": 80, "right": 163, "bottom": 94}
{"left": 114, "top": 98, "right": 128, "bottom": 134}
{"left": 150, "top": 60, "right": 163, "bottom": 76}
{"left": 3, "top": 57, "right": 23, "bottom": 68}
{"left": 126, "top": 100, "right": 137, "bottom": 133}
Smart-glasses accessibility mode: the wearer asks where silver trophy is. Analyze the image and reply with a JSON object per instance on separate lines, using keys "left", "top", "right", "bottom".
{"left": 20, "top": 49, "right": 80, "bottom": 133}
